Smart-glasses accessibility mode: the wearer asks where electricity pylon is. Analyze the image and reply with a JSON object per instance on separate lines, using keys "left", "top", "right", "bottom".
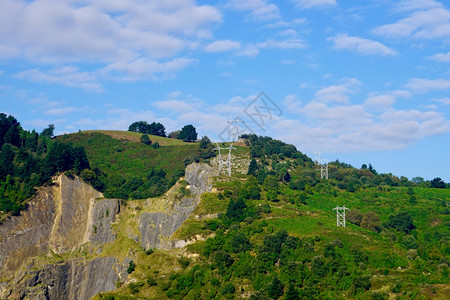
{"left": 333, "top": 206, "right": 349, "bottom": 227}
{"left": 314, "top": 152, "right": 328, "bottom": 179}
{"left": 214, "top": 143, "right": 236, "bottom": 176}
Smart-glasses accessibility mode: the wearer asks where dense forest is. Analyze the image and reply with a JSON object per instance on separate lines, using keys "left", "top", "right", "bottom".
{"left": 0, "top": 114, "right": 90, "bottom": 215}
{"left": 95, "top": 133, "right": 449, "bottom": 299}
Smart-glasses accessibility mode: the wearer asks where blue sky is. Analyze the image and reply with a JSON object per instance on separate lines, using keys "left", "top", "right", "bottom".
{"left": 0, "top": 0, "right": 449, "bottom": 182}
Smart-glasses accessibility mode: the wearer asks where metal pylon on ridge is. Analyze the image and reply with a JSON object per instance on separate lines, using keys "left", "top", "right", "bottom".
{"left": 214, "top": 143, "right": 236, "bottom": 177}
{"left": 227, "top": 118, "right": 245, "bottom": 142}
{"left": 333, "top": 206, "right": 349, "bottom": 227}
{"left": 314, "top": 152, "right": 328, "bottom": 180}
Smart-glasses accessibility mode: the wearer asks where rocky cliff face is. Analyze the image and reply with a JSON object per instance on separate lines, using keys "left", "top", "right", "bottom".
{"left": 0, "top": 175, "right": 121, "bottom": 299}
{"left": 0, "top": 163, "right": 215, "bottom": 299}
{"left": 6, "top": 257, "right": 128, "bottom": 300}
{"left": 139, "top": 163, "right": 216, "bottom": 250}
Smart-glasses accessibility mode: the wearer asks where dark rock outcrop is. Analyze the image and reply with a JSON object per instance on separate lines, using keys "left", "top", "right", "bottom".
{"left": 139, "top": 163, "right": 215, "bottom": 250}
{"left": 6, "top": 257, "right": 126, "bottom": 300}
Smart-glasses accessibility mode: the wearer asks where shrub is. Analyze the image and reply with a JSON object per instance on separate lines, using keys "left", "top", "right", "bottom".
{"left": 361, "top": 211, "right": 381, "bottom": 232}
{"left": 140, "top": 134, "right": 151, "bottom": 145}
{"left": 383, "top": 212, "right": 415, "bottom": 234}
{"left": 347, "top": 209, "right": 363, "bottom": 226}
{"left": 221, "top": 282, "right": 236, "bottom": 295}
{"left": 127, "top": 260, "right": 136, "bottom": 274}
{"left": 178, "top": 256, "right": 190, "bottom": 269}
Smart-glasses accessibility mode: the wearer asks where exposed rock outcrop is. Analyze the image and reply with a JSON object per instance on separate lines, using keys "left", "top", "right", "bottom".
{"left": 0, "top": 163, "right": 215, "bottom": 298}
{"left": 139, "top": 196, "right": 198, "bottom": 250}
{"left": 0, "top": 175, "right": 121, "bottom": 299}
{"left": 6, "top": 257, "right": 127, "bottom": 300}
{"left": 139, "top": 163, "right": 215, "bottom": 250}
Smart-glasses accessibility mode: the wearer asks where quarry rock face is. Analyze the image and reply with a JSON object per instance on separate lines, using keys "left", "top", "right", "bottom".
{"left": 0, "top": 175, "right": 121, "bottom": 299}
{"left": 139, "top": 196, "right": 198, "bottom": 250}
{"left": 0, "top": 163, "right": 213, "bottom": 299}
{"left": 139, "top": 163, "right": 215, "bottom": 250}
{"left": 7, "top": 257, "right": 126, "bottom": 300}
{"left": 184, "top": 162, "right": 216, "bottom": 196}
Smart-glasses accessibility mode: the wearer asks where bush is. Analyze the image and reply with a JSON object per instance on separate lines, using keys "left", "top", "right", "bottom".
{"left": 347, "top": 209, "right": 363, "bottom": 226}
{"left": 127, "top": 260, "right": 136, "bottom": 274}
{"left": 383, "top": 212, "right": 415, "bottom": 234}
{"left": 147, "top": 277, "right": 157, "bottom": 286}
{"left": 361, "top": 211, "right": 381, "bottom": 232}
{"left": 178, "top": 256, "right": 190, "bottom": 269}
{"left": 140, "top": 134, "right": 151, "bottom": 145}
{"left": 221, "top": 282, "right": 236, "bottom": 295}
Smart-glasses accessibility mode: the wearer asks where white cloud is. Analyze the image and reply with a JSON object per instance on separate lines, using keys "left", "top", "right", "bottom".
{"left": 257, "top": 38, "right": 307, "bottom": 49}
{"left": 15, "top": 66, "right": 102, "bottom": 92}
{"left": 365, "top": 94, "right": 397, "bottom": 108}
{"left": 44, "top": 107, "right": 85, "bottom": 116}
{"left": 393, "top": 0, "right": 443, "bottom": 12}
{"left": 314, "top": 78, "right": 362, "bottom": 103}
{"left": 328, "top": 34, "right": 397, "bottom": 56}
{"left": 373, "top": 5, "right": 450, "bottom": 39}
{"left": 237, "top": 45, "right": 260, "bottom": 57}
{"left": 405, "top": 78, "right": 450, "bottom": 93}
{"left": 226, "top": 0, "right": 280, "bottom": 21}
{"left": 281, "top": 59, "right": 295, "bottom": 64}
{"left": 102, "top": 57, "right": 196, "bottom": 81}
{"left": 0, "top": 0, "right": 221, "bottom": 84}
{"left": 265, "top": 18, "right": 307, "bottom": 28}
{"left": 294, "top": 0, "right": 337, "bottom": 9}
{"left": 428, "top": 51, "right": 450, "bottom": 62}
{"left": 436, "top": 98, "right": 450, "bottom": 105}
{"left": 205, "top": 40, "right": 241, "bottom": 52}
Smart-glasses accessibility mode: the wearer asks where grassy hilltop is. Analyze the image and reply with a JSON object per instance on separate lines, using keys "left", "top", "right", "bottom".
{"left": 78, "top": 132, "right": 448, "bottom": 300}
{"left": 0, "top": 116, "right": 448, "bottom": 299}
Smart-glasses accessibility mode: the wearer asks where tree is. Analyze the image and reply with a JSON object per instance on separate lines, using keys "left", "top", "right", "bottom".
{"left": 368, "top": 163, "right": 378, "bottom": 175}
{"left": 0, "top": 143, "right": 15, "bottom": 180}
{"left": 168, "top": 130, "right": 181, "bottom": 139}
{"left": 247, "top": 158, "right": 258, "bottom": 176}
{"left": 199, "top": 136, "right": 211, "bottom": 149}
{"left": 267, "top": 276, "right": 284, "bottom": 299}
{"left": 412, "top": 176, "right": 424, "bottom": 184}
{"left": 41, "top": 124, "right": 55, "bottom": 138}
{"left": 148, "top": 122, "right": 166, "bottom": 137}
{"left": 179, "top": 124, "right": 197, "bottom": 142}
{"left": 284, "top": 283, "right": 299, "bottom": 300}
{"left": 128, "top": 121, "right": 149, "bottom": 133}
{"left": 140, "top": 134, "right": 152, "bottom": 145}
{"left": 430, "top": 177, "right": 446, "bottom": 189}
{"left": 347, "top": 209, "right": 363, "bottom": 226}
{"left": 151, "top": 141, "right": 160, "bottom": 149}
{"left": 361, "top": 211, "right": 381, "bottom": 232}
{"left": 384, "top": 212, "right": 415, "bottom": 234}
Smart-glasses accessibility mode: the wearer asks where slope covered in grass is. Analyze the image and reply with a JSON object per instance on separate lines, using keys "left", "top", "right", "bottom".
{"left": 94, "top": 135, "right": 449, "bottom": 299}
{"left": 57, "top": 131, "right": 201, "bottom": 199}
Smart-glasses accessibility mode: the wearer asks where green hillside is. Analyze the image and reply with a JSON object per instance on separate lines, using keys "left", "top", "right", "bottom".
{"left": 1, "top": 116, "right": 449, "bottom": 299}
{"left": 91, "top": 135, "right": 449, "bottom": 300}
{"left": 57, "top": 131, "right": 209, "bottom": 199}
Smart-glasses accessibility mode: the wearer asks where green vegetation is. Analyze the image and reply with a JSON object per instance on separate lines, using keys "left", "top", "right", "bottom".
{"left": 57, "top": 129, "right": 216, "bottom": 200}
{"left": 2, "top": 116, "right": 449, "bottom": 299}
{"left": 0, "top": 114, "right": 91, "bottom": 216}
{"left": 99, "top": 134, "right": 448, "bottom": 299}
{"left": 128, "top": 121, "right": 166, "bottom": 137}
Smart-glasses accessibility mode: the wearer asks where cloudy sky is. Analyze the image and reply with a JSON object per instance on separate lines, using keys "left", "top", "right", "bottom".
{"left": 1, "top": 0, "right": 449, "bottom": 181}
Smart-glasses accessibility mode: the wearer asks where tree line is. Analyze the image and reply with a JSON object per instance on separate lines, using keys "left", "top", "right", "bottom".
{"left": 0, "top": 114, "right": 91, "bottom": 215}
{"left": 129, "top": 121, "right": 198, "bottom": 143}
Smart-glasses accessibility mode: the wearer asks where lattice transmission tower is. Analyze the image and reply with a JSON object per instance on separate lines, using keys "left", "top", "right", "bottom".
{"left": 227, "top": 118, "right": 245, "bottom": 142}
{"left": 314, "top": 152, "right": 328, "bottom": 180}
{"left": 333, "top": 206, "right": 349, "bottom": 227}
{"left": 214, "top": 143, "right": 236, "bottom": 177}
